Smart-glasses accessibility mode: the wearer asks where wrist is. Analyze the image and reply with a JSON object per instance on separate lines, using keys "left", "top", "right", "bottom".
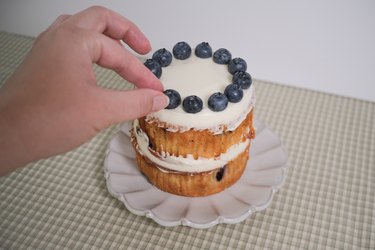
{"left": 0, "top": 88, "right": 42, "bottom": 176}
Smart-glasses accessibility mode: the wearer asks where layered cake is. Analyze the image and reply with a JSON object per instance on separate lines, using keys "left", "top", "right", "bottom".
{"left": 131, "top": 42, "right": 255, "bottom": 197}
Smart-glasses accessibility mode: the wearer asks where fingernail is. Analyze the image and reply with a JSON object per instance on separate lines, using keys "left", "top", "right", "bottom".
{"left": 152, "top": 94, "right": 169, "bottom": 112}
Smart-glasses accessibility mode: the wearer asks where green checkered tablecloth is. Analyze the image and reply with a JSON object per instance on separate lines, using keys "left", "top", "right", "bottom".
{"left": 0, "top": 31, "right": 374, "bottom": 249}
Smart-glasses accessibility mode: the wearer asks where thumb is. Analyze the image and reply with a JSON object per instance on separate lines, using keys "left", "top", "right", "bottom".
{"left": 95, "top": 87, "right": 169, "bottom": 126}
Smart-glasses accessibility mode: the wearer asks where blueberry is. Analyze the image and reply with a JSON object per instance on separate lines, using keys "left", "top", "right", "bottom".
{"left": 144, "top": 59, "right": 162, "bottom": 78}
{"left": 173, "top": 41, "right": 192, "bottom": 60}
{"left": 182, "top": 95, "right": 203, "bottom": 113}
{"left": 216, "top": 166, "right": 226, "bottom": 181}
{"left": 228, "top": 58, "right": 247, "bottom": 74}
{"left": 163, "top": 89, "right": 181, "bottom": 109}
{"left": 208, "top": 92, "right": 228, "bottom": 112}
{"left": 213, "top": 48, "right": 232, "bottom": 64}
{"left": 195, "top": 42, "right": 212, "bottom": 58}
{"left": 152, "top": 48, "right": 172, "bottom": 67}
{"left": 224, "top": 84, "right": 244, "bottom": 103}
{"left": 232, "top": 71, "right": 252, "bottom": 89}
{"left": 148, "top": 139, "right": 154, "bottom": 149}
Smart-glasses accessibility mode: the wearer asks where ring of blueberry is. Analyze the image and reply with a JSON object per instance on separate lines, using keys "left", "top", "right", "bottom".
{"left": 144, "top": 42, "right": 252, "bottom": 113}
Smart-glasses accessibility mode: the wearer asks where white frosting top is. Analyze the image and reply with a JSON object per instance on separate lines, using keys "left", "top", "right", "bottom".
{"left": 146, "top": 54, "right": 255, "bottom": 133}
{"left": 133, "top": 119, "right": 250, "bottom": 173}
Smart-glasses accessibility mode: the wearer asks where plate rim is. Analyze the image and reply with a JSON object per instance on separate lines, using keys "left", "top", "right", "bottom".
{"left": 104, "top": 119, "right": 288, "bottom": 229}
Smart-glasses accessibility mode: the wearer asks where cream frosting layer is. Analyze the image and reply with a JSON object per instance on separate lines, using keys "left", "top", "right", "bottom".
{"left": 133, "top": 119, "right": 250, "bottom": 173}
{"left": 146, "top": 54, "right": 255, "bottom": 134}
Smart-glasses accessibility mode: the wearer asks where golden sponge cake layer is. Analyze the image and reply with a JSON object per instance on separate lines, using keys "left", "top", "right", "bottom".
{"left": 139, "top": 110, "right": 255, "bottom": 159}
{"left": 133, "top": 143, "right": 250, "bottom": 197}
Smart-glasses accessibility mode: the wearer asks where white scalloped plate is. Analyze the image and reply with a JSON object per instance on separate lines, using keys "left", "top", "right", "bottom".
{"left": 104, "top": 119, "right": 288, "bottom": 229}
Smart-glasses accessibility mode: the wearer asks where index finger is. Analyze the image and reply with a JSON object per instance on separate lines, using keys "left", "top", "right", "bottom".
{"left": 65, "top": 6, "right": 151, "bottom": 55}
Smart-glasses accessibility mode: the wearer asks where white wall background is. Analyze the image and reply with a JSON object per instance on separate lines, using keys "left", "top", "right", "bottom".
{"left": 1, "top": 0, "right": 375, "bottom": 102}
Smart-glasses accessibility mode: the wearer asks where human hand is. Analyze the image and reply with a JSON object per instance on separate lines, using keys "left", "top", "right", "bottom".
{"left": 0, "top": 6, "right": 168, "bottom": 175}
